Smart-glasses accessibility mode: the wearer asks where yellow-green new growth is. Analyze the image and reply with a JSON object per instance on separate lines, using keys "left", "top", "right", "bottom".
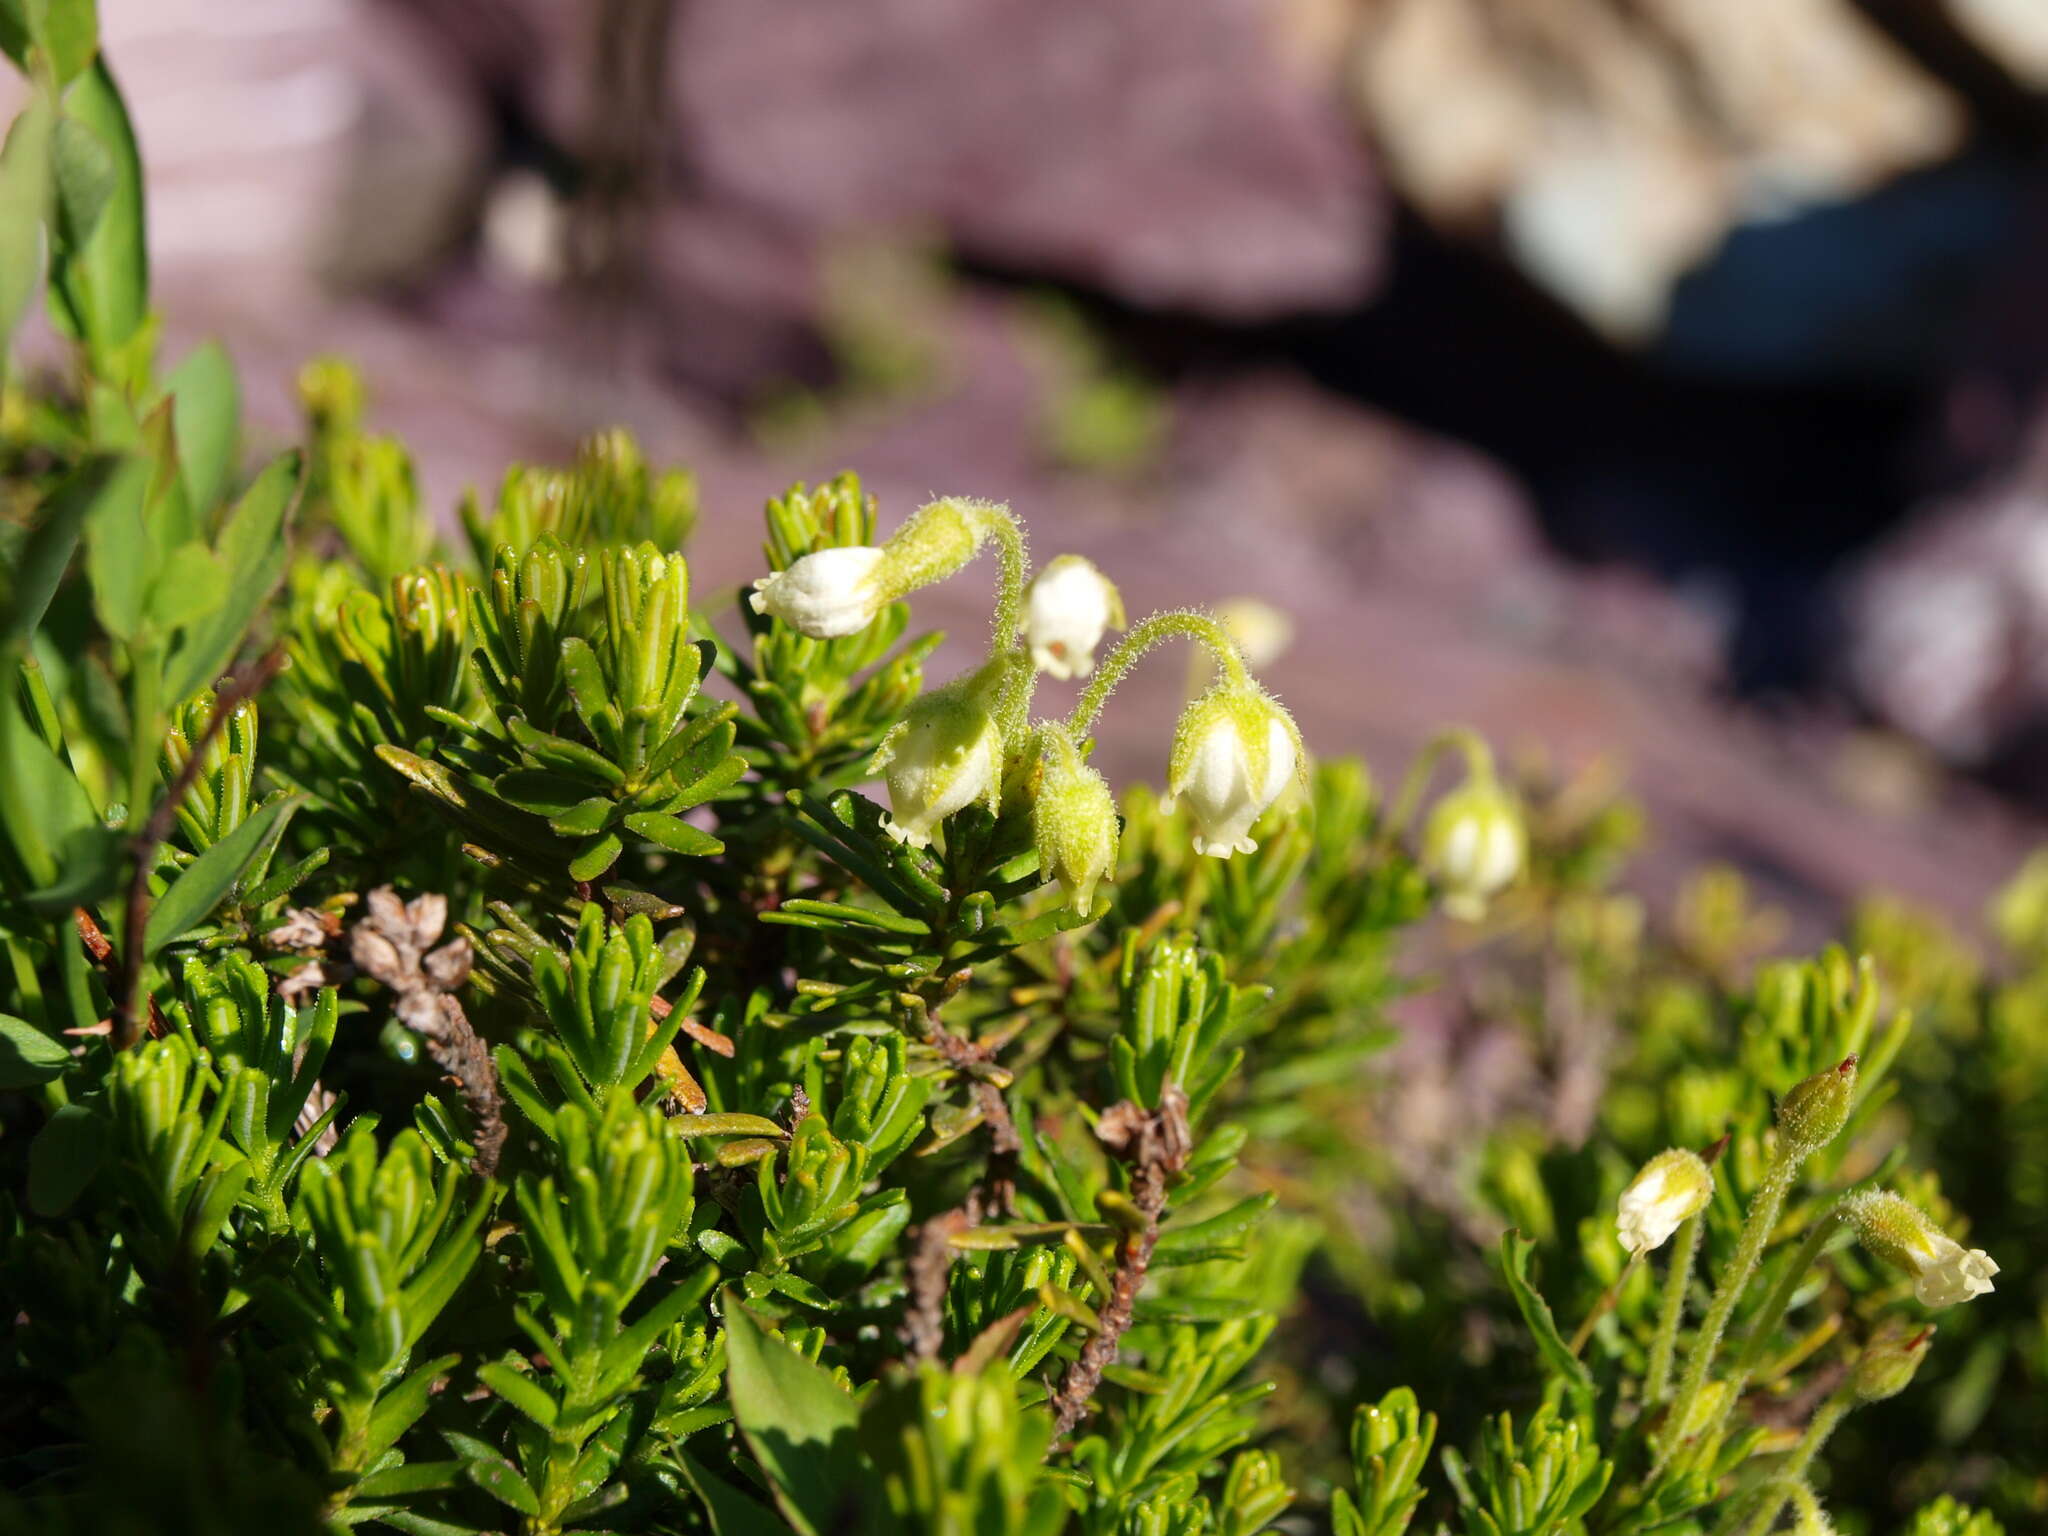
{"left": 1032, "top": 725, "right": 1120, "bottom": 913}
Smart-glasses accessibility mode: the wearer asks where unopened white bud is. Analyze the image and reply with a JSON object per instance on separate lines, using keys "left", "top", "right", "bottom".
{"left": 1022, "top": 555, "right": 1124, "bottom": 680}
{"left": 749, "top": 546, "right": 889, "bottom": 638}
{"left": 1847, "top": 1190, "right": 1998, "bottom": 1309}
{"left": 1164, "top": 687, "right": 1301, "bottom": 859}
{"left": 873, "top": 675, "right": 1004, "bottom": 849}
{"left": 1616, "top": 1148, "right": 1714, "bottom": 1256}
{"left": 1423, "top": 775, "right": 1524, "bottom": 921}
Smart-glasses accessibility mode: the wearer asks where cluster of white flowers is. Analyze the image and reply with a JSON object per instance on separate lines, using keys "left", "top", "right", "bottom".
{"left": 748, "top": 501, "right": 1525, "bottom": 917}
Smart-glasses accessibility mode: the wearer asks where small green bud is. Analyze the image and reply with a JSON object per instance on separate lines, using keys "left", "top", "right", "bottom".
{"left": 1851, "top": 1317, "right": 1935, "bottom": 1402}
{"left": 1616, "top": 1148, "right": 1715, "bottom": 1255}
{"left": 1422, "top": 771, "right": 1524, "bottom": 921}
{"left": 1164, "top": 684, "right": 1301, "bottom": 858}
{"left": 1031, "top": 729, "right": 1119, "bottom": 913}
{"left": 1775, "top": 1055, "right": 1857, "bottom": 1158}
{"left": 1847, "top": 1189, "right": 1999, "bottom": 1308}
{"left": 873, "top": 669, "right": 1005, "bottom": 848}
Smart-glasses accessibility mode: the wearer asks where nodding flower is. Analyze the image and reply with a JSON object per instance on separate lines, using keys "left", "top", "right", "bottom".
{"left": 749, "top": 546, "right": 889, "bottom": 638}
{"left": 1163, "top": 685, "right": 1301, "bottom": 859}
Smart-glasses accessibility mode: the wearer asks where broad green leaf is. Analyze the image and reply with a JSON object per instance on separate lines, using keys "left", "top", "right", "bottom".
{"left": 0, "top": 684, "right": 100, "bottom": 889}
{"left": 163, "top": 451, "right": 298, "bottom": 703}
{"left": 623, "top": 811, "right": 722, "bottom": 858}
{"left": 28, "top": 1101, "right": 107, "bottom": 1215}
{"left": 164, "top": 339, "right": 237, "bottom": 515}
{"left": 2, "top": 454, "right": 121, "bottom": 646}
{"left": 722, "top": 1299, "right": 859, "bottom": 1536}
{"left": 144, "top": 793, "right": 298, "bottom": 953}
{"left": 1498, "top": 1230, "right": 1592, "bottom": 1403}
{"left": 1, "top": 0, "right": 97, "bottom": 85}
{"left": 0, "top": 1013, "right": 71, "bottom": 1087}
{"left": 443, "top": 1430, "right": 540, "bottom": 1517}
{"left": 679, "top": 1453, "right": 789, "bottom": 1536}
{"left": 48, "top": 110, "right": 113, "bottom": 249}
{"left": 0, "top": 95, "right": 53, "bottom": 362}
{"left": 80, "top": 453, "right": 150, "bottom": 640}
{"left": 144, "top": 540, "right": 223, "bottom": 632}
{"left": 476, "top": 1361, "right": 559, "bottom": 1427}
{"left": 364, "top": 1353, "right": 461, "bottom": 1463}
{"left": 47, "top": 58, "right": 145, "bottom": 368}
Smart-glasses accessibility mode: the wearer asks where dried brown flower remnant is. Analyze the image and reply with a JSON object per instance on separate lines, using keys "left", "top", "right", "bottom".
{"left": 350, "top": 886, "right": 505, "bottom": 1174}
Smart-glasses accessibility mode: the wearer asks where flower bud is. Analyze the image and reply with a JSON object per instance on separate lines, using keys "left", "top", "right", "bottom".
{"left": 1022, "top": 555, "right": 1124, "bottom": 680}
{"left": 749, "top": 545, "right": 889, "bottom": 638}
{"left": 1032, "top": 733, "right": 1120, "bottom": 913}
{"left": 1616, "top": 1148, "right": 1715, "bottom": 1256}
{"left": 1851, "top": 1317, "right": 1935, "bottom": 1402}
{"left": 1163, "top": 686, "right": 1301, "bottom": 858}
{"left": 873, "top": 673, "right": 1004, "bottom": 848}
{"left": 1422, "top": 776, "right": 1524, "bottom": 921}
{"left": 1847, "top": 1190, "right": 1999, "bottom": 1309}
{"left": 1776, "top": 1055, "right": 1857, "bottom": 1159}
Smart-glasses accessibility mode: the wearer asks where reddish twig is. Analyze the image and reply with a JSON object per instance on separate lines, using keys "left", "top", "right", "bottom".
{"left": 1049, "top": 1085, "right": 1191, "bottom": 1444}
{"left": 111, "top": 649, "right": 287, "bottom": 1050}
{"left": 900, "top": 1207, "right": 973, "bottom": 1362}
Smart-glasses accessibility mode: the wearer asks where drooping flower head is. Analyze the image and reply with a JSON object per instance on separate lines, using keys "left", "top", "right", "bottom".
{"left": 1422, "top": 771, "right": 1524, "bottom": 921}
{"left": 1847, "top": 1189, "right": 1999, "bottom": 1309}
{"left": 1022, "top": 555, "right": 1125, "bottom": 680}
{"left": 1616, "top": 1147, "right": 1715, "bottom": 1256}
{"left": 749, "top": 545, "right": 890, "bottom": 638}
{"left": 1164, "top": 685, "right": 1302, "bottom": 858}
{"left": 1031, "top": 727, "right": 1120, "bottom": 913}
{"left": 872, "top": 668, "right": 1006, "bottom": 849}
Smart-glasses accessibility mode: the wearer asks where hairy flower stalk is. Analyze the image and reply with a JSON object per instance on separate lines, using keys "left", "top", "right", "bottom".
{"left": 1066, "top": 611, "right": 1304, "bottom": 858}
{"left": 1657, "top": 1057, "right": 1858, "bottom": 1476}
{"left": 1645, "top": 1212, "right": 1705, "bottom": 1404}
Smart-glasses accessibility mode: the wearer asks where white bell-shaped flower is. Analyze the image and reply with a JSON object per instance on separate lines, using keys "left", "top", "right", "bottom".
{"left": 1022, "top": 555, "right": 1124, "bottom": 680}
{"left": 749, "top": 546, "right": 889, "bottom": 638}
{"left": 1848, "top": 1190, "right": 1999, "bottom": 1309}
{"left": 1616, "top": 1148, "right": 1714, "bottom": 1256}
{"left": 873, "top": 674, "right": 1005, "bottom": 848}
{"left": 1164, "top": 687, "right": 1300, "bottom": 858}
{"left": 1423, "top": 775, "right": 1525, "bottom": 921}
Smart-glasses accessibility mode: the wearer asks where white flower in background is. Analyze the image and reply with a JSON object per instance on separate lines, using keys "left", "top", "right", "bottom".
{"left": 873, "top": 676, "right": 1004, "bottom": 848}
{"left": 1847, "top": 1190, "right": 1999, "bottom": 1309}
{"left": 1616, "top": 1148, "right": 1715, "bottom": 1256}
{"left": 1164, "top": 687, "right": 1301, "bottom": 858}
{"left": 1022, "top": 555, "right": 1125, "bottom": 679}
{"left": 749, "top": 546, "right": 889, "bottom": 638}
{"left": 1423, "top": 776, "right": 1525, "bottom": 921}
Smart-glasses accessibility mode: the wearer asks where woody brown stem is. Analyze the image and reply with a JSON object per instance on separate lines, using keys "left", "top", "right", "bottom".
{"left": 112, "top": 648, "right": 286, "bottom": 1049}
{"left": 1050, "top": 1165, "right": 1167, "bottom": 1442}
{"left": 1049, "top": 1086, "right": 1190, "bottom": 1445}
